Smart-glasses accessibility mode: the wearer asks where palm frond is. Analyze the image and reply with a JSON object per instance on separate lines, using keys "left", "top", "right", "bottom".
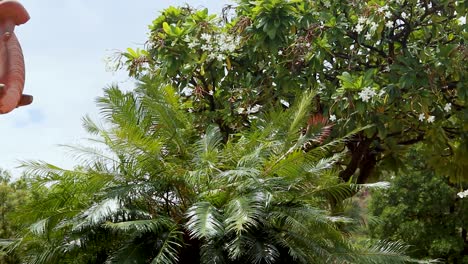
{"left": 105, "top": 241, "right": 149, "bottom": 264}
{"left": 309, "top": 183, "right": 357, "bottom": 204}
{"left": 200, "top": 241, "right": 227, "bottom": 264}
{"left": 224, "top": 193, "right": 267, "bottom": 234}
{"left": 29, "top": 218, "right": 49, "bottom": 235}
{"left": 27, "top": 245, "right": 64, "bottom": 264}
{"left": 287, "top": 90, "right": 316, "bottom": 138}
{"left": 219, "top": 167, "right": 261, "bottom": 183}
{"left": 150, "top": 228, "right": 183, "bottom": 264}
{"left": 246, "top": 238, "right": 280, "bottom": 264}
{"left": 141, "top": 84, "right": 191, "bottom": 153}
{"left": 334, "top": 240, "right": 439, "bottom": 264}
{"left": 308, "top": 125, "right": 374, "bottom": 157}
{"left": 193, "top": 125, "right": 223, "bottom": 167}
{"left": 59, "top": 144, "right": 118, "bottom": 167}
{"left": 73, "top": 198, "right": 121, "bottom": 231}
{"left": 97, "top": 85, "right": 142, "bottom": 127}
{"left": 19, "top": 160, "right": 70, "bottom": 178}
{"left": 358, "top": 181, "right": 391, "bottom": 190}
{"left": 103, "top": 218, "right": 173, "bottom": 235}
{"left": 186, "top": 202, "right": 224, "bottom": 239}
{"left": 82, "top": 114, "right": 104, "bottom": 136}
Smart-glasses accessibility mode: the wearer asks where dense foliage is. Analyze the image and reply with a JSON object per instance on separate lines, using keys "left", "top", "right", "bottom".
{"left": 369, "top": 149, "right": 468, "bottom": 263}
{"left": 1, "top": 0, "right": 466, "bottom": 263}
{"left": 117, "top": 0, "right": 467, "bottom": 184}
{"left": 0, "top": 170, "right": 31, "bottom": 263}
{"left": 5, "top": 88, "right": 417, "bottom": 263}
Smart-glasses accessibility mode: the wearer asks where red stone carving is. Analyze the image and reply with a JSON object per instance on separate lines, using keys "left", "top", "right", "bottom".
{"left": 0, "top": 0, "right": 32, "bottom": 114}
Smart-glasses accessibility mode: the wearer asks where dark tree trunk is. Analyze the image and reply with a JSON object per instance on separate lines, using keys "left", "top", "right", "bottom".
{"left": 339, "top": 133, "right": 377, "bottom": 184}
{"left": 178, "top": 233, "right": 201, "bottom": 264}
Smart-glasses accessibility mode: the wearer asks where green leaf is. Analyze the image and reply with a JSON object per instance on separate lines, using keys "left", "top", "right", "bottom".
{"left": 186, "top": 202, "right": 224, "bottom": 239}
{"left": 162, "top": 22, "right": 171, "bottom": 34}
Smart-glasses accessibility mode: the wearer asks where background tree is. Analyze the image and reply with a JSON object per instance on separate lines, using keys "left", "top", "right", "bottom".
{"left": 369, "top": 147, "right": 468, "bottom": 263}
{"left": 0, "top": 169, "right": 32, "bottom": 264}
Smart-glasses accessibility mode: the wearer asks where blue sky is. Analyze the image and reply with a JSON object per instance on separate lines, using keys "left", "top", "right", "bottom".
{"left": 0, "top": 0, "right": 232, "bottom": 176}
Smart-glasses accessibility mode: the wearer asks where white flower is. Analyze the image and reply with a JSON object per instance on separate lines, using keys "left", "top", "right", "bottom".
{"left": 188, "top": 41, "right": 198, "bottom": 49}
{"left": 247, "top": 104, "right": 262, "bottom": 114}
{"left": 237, "top": 107, "right": 245, "bottom": 114}
{"left": 385, "top": 11, "right": 392, "bottom": 18}
{"left": 272, "top": 82, "right": 277, "bottom": 87}
{"left": 355, "top": 24, "right": 364, "bottom": 33}
{"left": 378, "top": 5, "right": 388, "bottom": 13}
{"left": 378, "top": 89, "right": 386, "bottom": 97}
{"left": 181, "top": 87, "right": 193, "bottom": 97}
{"left": 227, "top": 43, "right": 237, "bottom": 52}
{"left": 280, "top": 99, "right": 290, "bottom": 108}
{"left": 359, "top": 92, "right": 371, "bottom": 102}
{"left": 385, "top": 20, "right": 394, "bottom": 28}
{"left": 208, "top": 90, "right": 214, "bottom": 96}
{"left": 459, "top": 16, "right": 466, "bottom": 25}
{"left": 200, "top": 33, "right": 211, "bottom": 41}
{"left": 365, "top": 33, "right": 372, "bottom": 40}
{"left": 369, "top": 22, "right": 378, "bottom": 32}
{"left": 444, "top": 103, "right": 452, "bottom": 112}
{"left": 201, "top": 44, "right": 213, "bottom": 52}
{"left": 278, "top": 50, "right": 283, "bottom": 55}
{"left": 207, "top": 53, "right": 217, "bottom": 61}
{"left": 401, "top": 12, "right": 408, "bottom": 19}
{"left": 457, "top": 189, "right": 468, "bottom": 199}
{"left": 216, "top": 54, "right": 225, "bottom": 61}
{"left": 329, "top": 114, "right": 337, "bottom": 122}
{"left": 305, "top": 42, "right": 311, "bottom": 48}
{"left": 358, "top": 87, "right": 377, "bottom": 102}
{"left": 418, "top": 113, "right": 425, "bottom": 122}
{"left": 358, "top": 16, "right": 367, "bottom": 24}
{"left": 427, "top": 115, "right": 435, "bottom": 123}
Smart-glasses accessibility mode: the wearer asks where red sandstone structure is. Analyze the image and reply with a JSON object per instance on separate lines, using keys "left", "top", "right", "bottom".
{"left": 0, "top": 0, "right": 32, "bottom": 114}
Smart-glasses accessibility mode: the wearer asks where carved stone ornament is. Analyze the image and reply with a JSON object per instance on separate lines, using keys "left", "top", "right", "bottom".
{"left": 0, "top": 0, "right": 32, "bottom": 114}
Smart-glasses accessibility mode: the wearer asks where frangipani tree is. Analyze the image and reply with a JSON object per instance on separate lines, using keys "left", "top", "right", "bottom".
{"left": 117, "top": 0, "right": 467, "bottom": 184}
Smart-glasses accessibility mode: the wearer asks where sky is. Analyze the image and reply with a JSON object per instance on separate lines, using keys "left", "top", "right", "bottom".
{"left": 0, "top": 0, "right": 232, "bottom": 177}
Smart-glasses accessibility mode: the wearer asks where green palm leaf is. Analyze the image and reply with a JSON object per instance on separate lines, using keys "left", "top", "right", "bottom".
{"left": 103, "top": 218, "right": 173, "bottom": 234}
{"left": 224, "top": 193, "right": 267, "bottom": 234}
{"left": 186, "top": 202, "right": 224, "bottom": 239}
{"left": 150, "top": 228, "right": 183, "bottom": 264}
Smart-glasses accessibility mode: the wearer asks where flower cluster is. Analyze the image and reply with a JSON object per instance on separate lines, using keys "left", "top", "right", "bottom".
{"left": 353, "top": 4, "right": 396, "bottom": 40}
{"left": 358, "top": 87, "right": 377, "bottom": 102}
{"left": 418, "top": 113, "right": 435, "bottom": 123}
{"left": 238, "top": 104, "right": 262, "bottom": 115}
{"left": 355, "top": 16, "right": 379, "bottom": 36}
{"left": 185, "top": 32, "right": 241, "bottom": 62}
{"left": 457, "top": 189, "right": 468, "bottom": 199}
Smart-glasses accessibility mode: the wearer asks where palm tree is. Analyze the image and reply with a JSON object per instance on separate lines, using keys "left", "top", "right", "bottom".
{"left": 11, "top": 78, "right": 425, "bottom": 263}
